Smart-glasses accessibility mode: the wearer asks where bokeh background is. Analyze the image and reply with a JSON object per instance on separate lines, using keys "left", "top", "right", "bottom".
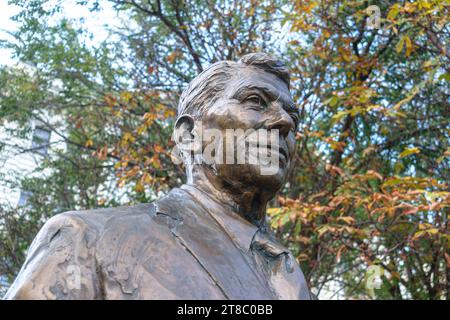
{"left": 0, "top": 0, "right": 449, "bottom": 299}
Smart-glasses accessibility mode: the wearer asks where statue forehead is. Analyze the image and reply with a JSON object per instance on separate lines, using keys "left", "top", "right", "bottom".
{"left": 211, "top": 65, "right": 294, "bottom": 109}
{"left": 221, "top": 66, "right": 293, "bottom": 105}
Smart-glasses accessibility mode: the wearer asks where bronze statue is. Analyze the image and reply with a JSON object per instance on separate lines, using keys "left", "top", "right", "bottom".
{"left": 4, "top": 53, "right": 313, "bottom": 300}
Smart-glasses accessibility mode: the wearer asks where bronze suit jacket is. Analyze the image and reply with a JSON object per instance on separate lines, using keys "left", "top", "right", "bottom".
{"left": 5, "top": 185, "right": 312, "bottom": 300}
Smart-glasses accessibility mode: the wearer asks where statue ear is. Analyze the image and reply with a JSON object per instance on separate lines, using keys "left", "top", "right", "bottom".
{"left": 173, "top": 115, "right": 196, "bottom": 162}
{"left": 174, "top": 114, "right": 195, "bottom": 143}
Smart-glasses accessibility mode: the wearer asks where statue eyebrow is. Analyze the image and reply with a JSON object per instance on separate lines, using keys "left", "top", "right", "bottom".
{"left": 233, "top": 84, "right": 298, "bottom": 119}
{"left": 233, "top": 84, "right": 277, "bottom": 100}
{"left": 233, "top": 84, "right": 292, "bottom": 105}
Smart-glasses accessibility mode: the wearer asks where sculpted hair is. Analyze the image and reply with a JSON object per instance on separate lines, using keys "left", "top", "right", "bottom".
{"left": 177, "top": 53, "right": 290, "bottom": 120}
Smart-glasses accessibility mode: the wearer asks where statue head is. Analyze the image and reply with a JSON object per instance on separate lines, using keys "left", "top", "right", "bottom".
{"left": 173, "top": 52, "right": 298, "bottom": 197}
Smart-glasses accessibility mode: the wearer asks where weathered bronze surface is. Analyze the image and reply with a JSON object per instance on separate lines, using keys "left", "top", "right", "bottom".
{"left": 4, "top": 53, "right": 313, "bottom": 300}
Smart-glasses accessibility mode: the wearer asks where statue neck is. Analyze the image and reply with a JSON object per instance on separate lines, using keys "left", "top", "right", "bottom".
{"left": 187, "top": 166, "right": 272, "bottom": 227}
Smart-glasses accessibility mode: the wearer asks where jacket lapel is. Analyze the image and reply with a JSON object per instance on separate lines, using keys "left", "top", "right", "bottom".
{"left": 154, "top": 188, "right": 274, "bottom": 299}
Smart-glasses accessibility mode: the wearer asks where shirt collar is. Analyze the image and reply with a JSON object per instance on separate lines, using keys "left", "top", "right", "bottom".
{"left": 180, "top": 184, "right": 258, "bottom": 253}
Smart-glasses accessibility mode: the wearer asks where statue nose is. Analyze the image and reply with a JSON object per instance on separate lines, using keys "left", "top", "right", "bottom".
{"left": 266, "top": 110, "right": 295, "bottom": 138}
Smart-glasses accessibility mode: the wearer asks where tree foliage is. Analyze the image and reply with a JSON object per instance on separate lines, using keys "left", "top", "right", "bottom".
{"left": 0, "top": 0, "right": 449, "bottom": 299}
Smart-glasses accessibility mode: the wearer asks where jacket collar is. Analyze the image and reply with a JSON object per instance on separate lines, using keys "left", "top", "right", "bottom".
{"left": 180, "top": 184, "right": 258, "bottom": 253}
{"left": 154, "top": 184, "right": 275, "bottom": 299}
{"left": 152, "top": 185, "right": 307, "bottom": 299}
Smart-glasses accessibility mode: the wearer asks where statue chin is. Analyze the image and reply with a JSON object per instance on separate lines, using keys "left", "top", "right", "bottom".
{"left": 215, "top": 163, "right": 287, "bottom": 195}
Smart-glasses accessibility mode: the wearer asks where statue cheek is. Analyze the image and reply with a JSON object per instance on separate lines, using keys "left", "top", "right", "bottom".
{"left": 206, "top": 103, "right": 267, "bottom": 131}
{"left": 204, "top": 107, "right": 236, "bottom": 129}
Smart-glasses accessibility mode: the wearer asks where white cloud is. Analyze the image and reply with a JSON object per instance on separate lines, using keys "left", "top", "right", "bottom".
{"left": 0, "top": 0, "right": 121, "bottom": 67}
{"left": 0, "top": 0, "right": 20, "bottom": 66}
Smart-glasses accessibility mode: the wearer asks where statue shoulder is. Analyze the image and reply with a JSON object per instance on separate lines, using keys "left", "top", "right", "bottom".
{"left": 43, "top": 194, "right": 184, "bottom": 248}
{"left": 3, "top": 203, "right": 158, "bottom": 300}
{"left": 46, "top": 202, "right": 156, "bottom": 235}
{"left": 19, "top": 203, "right": 159, "bottom": 274}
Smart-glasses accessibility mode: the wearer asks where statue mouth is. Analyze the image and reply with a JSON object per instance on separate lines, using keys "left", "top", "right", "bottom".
{"left": 245, "top": 143, "right": 289, "bottom": 166}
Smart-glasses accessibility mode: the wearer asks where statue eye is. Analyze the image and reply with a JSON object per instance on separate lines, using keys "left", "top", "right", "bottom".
{"left": 245, "top": 94, "right": 265, "bottom": 107}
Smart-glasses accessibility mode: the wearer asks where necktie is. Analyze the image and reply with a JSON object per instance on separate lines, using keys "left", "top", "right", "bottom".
{"left": 251, "top": 229, "right": 311, "bottom": 300}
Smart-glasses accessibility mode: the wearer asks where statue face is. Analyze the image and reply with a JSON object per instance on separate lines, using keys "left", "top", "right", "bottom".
{"left": 199, "top": 66, "right": 298, "bottom": 193}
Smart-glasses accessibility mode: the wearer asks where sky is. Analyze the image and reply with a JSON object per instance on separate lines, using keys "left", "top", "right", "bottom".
{"left": 0, "top": 0, "right": 19, "bottom": 66}
{"left": 0, "top": 0, "right": 121, "bottom": 67}
{"left": 0, "top": 1, "right": 293, "bottom": 68}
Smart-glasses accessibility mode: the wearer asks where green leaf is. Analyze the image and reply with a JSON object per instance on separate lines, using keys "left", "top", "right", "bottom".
{"left": 399, "top": 147, "right": 420, "bottom": 158}
{"left": 396, "top": 37, "right": 404, "bottom": 54}
{"left": 331, "top": 110, "right": 350, "bottom": 124}
{"left": 387, "top": 4, "right": 400, "bottom": 20}
{"left": 438, "top": 73, "right": 450, "bottom": 82}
